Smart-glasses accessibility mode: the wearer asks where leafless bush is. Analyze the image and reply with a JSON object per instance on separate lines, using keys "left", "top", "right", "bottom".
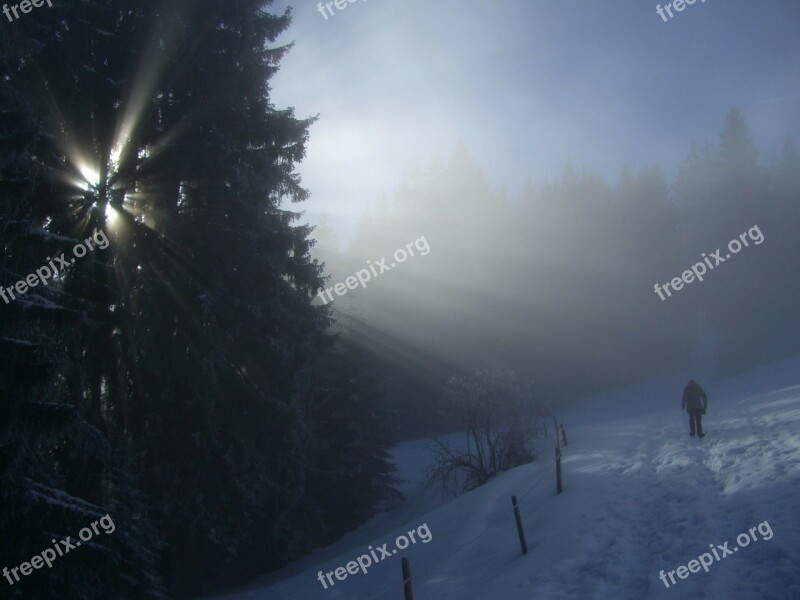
{"left": 427, "top": 368, "right": 545, "bottom": 495}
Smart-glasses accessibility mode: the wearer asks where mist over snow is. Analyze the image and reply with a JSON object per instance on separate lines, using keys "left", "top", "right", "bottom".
{"left": 2, "top": 1, "right": 799, "bottom": 598}
{"left": 215, "top": 358, "right": 800, "bottom": 600}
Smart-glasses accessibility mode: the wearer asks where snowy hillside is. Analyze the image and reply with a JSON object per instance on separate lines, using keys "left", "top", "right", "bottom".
{"left": 214, "top": 358, "right": 800, "bottom": 600}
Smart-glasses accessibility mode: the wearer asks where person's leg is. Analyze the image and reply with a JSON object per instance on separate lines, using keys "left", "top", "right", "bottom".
{"left": 696, "top": 412, "right": 704, "bottom": 436}
{"left": 689, "top": 412, "right": 696, "bottom": 436}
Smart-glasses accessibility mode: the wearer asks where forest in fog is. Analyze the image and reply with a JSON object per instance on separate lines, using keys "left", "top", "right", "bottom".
{"left": 1, "top": 0, "right": 799, "bottom": 598}
{"left": 316, "top": 113, "right": 800, "bottom": 436}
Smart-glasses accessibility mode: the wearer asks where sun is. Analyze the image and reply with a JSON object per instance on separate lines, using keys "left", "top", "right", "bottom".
{"left": 77, "top": 163, "right": 101, "bottom": 189}
{"left": 105, "top": 202, "right": 119, "bottom": 225}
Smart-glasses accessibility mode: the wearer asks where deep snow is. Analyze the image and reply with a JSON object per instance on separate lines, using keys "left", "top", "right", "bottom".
{"left": 215, "top": 357, "right": 800, "bottom": 599}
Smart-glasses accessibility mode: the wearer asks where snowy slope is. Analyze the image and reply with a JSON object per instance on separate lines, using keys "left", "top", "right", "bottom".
{"left": 214, "top": 357, "right": 800, "bottom": 600}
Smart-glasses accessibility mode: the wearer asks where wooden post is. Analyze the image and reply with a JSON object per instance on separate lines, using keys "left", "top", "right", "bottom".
{"left": 555, "top": 446, "right": 563, "bottom": 494}
{"left": 511, "top": 495, "right": 528, "bottom": 555}
{"left": 560, "top": 424, "right": 568, "bottom": 447}
{"left": 402, "top": 557, "right": 414, "bottom": 600}
{"left": 553, "top": 416, "right": 560, "bottom": 448}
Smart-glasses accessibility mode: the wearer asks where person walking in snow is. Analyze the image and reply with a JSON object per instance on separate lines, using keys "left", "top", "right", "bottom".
{"left": 682, "top": 379, "right": 708, "bottom": 438}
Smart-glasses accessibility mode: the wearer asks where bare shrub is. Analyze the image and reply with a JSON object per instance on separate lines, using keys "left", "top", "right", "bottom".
{"left": 428, "top": 368, "right": 544, "bottom": 495}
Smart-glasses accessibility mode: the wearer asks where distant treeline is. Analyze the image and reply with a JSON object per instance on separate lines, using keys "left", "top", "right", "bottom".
{"left": 316, "top": 109, "right": 800, "bottom": 418}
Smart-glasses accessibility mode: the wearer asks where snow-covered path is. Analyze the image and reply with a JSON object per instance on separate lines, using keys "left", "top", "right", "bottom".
{"left": 215, "top": 358, "right": 800, "bottom": 599}
{"left": 533, "top": 408, "right": 798, "bottom": 599}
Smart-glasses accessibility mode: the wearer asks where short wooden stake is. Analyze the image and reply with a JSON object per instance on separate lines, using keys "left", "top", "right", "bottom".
{"left": 553, "top": 416, "right": 560, "bottom": 448}
{"left": 511, "top": 495, "right": 528, "bottom": 555}
{"left": 560, "top": 424, "right": 568, "bottom": 447}
{"left": 555, "top": 446, "right": 563, "bottom": 494}
{"left": 402, "top": 557, "right": 414, "bottom": 600}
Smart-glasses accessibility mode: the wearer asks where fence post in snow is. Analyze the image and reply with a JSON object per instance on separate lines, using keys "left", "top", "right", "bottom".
{"left": 511, "top": 495, "right": 528, "bottom": 555}
{"left": 402, "top": 557, "right": 414, "bottom": 600}
{"left": 553, "top": 416, "right": 560, "bottom": 448}
{"left": 560, "top": 424, "right": 568, "bottom": 447}
{"left": 555, "top": 446, "right": 563, "bottom": 494}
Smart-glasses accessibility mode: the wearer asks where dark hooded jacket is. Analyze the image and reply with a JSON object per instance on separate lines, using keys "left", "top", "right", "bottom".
{"left": 682, "top": 380, "right": 708, "bottom": 413}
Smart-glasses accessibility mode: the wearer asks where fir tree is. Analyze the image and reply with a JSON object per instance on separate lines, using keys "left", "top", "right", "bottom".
{"left": 3, "top": 1, "right": 400, "bottom": 596}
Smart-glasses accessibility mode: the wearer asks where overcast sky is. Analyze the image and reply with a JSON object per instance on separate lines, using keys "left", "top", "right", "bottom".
{"left": 269, "top": 0, "right": 800, "bottom": 241}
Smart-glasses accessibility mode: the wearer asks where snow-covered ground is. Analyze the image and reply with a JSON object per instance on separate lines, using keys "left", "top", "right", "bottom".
{"left": 214, "top": 357, "right": 800, "bottom": 599}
